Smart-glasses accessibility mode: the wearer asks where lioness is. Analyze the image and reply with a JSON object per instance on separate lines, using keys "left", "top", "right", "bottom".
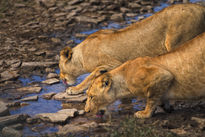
{"left": 85, "top": 32, "right": 205, "bottom": 118}
{"left": 59, "top": 4, "right": 205, "bottom": 95}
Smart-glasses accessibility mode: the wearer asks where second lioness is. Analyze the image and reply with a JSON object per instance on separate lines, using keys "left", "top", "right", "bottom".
{"left": 85, "top": 32, "right": 205, "bottom": 118}
{"left": 60, "top": 4, "right": 205, "bottom": 95}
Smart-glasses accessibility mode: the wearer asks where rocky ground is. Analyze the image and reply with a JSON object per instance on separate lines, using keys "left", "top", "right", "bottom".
{"left": 1, "top": 0, "right": 205, "bottom": 137}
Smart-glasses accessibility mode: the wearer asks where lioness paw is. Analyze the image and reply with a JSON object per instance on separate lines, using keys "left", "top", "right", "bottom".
{"left": 134, "top": 111, "right": 152, "bottom": 119}
{"left": 66, "top": 87, "right": 83, "bottom": 95}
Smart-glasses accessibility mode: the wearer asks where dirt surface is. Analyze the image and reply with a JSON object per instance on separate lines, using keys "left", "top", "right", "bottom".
{"left": 1, "top": 0, "right": 205, "bottom": 137}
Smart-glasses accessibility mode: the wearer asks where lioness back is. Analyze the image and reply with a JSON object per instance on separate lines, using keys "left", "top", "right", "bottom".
{"left": 80, "top": 3, "right": 205, "bottom": 64}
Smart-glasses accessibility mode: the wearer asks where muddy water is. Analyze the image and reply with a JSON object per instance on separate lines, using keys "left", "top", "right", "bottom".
{"left": 8, "top": 1, "right": 201, "bottom": 136}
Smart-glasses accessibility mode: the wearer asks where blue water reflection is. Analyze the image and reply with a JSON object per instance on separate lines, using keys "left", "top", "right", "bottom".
{"left": 108, "top": 100, "right": 122, "bottom": 112}
{"left": 23, "top": 124, "right": 58, "bottom": 137}
{"left": 19, "top": 75, "right": 46, "bottom": 86}
{"left": 12, "top": 74, "right": 65, "bottom": 116}
{"left": 71, "top": 36, "right": 83, "bottom": 44}
{"left": 10, "top": 98, "right": 62, "bottom": 116}
{"left": 102, "top": 22, "right": 123, "bottom": 29}
{"left": 12, "top": 72, "right": 89, "bottom": 116}
{"left": 154, "top": 3, "right": 169, "bottom": 12}
{"left": 132, "top": 99, "right": 145, "bottom": 111}
{"left": 80, "top": 29, "right": 99, "bottom": 35}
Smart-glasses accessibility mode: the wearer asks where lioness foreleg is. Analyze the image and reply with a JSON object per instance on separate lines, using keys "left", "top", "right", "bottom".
{"left": 134, "top": 65, "right": 174, "bottom": 118}
{"left": 135, "top": 98, "right": 159, "bottom": 118}
{"left": 66, "top": 66, "right": 112, "bottom": 95}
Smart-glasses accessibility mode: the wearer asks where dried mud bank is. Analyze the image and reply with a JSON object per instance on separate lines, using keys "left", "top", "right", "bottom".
{"left": 1, "top": 0, "right": 205, "bottom": 136}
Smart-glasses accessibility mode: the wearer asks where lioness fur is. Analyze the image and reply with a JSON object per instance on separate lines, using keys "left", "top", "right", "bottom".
{"left": 59, "top": 4, "right": 205, "bottom": 95}
{"left": 85, "top": 32, "right": 205, "bottom": 118}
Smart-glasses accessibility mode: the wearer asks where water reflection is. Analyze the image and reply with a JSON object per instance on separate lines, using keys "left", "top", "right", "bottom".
{"left": 18, "top": 75, "right": 46, "bottom": 86}
{"left": 154, "top": 3, "right": 169, "bottom": 12}
{"left": 23, "top": 124, "right": 58, "bottom": 137}
{"left": 80, "top": 29, "right": 99, "bottom": 35}
{"left": 12, "top": 70, "right": 90, "bottom": 116}
{"left": 189, "top": 0, "right": 202, "bottom": 2}
{"left": 10, "top": 98, "right": 62, "bottom": 116}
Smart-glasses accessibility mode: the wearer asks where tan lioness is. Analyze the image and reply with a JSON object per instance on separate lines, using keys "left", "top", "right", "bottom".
{"left": 59, "top": 4, "right": 205, "bottom": 95}
{"left": 85, "top": 32, "right": 205, "bottom": 118}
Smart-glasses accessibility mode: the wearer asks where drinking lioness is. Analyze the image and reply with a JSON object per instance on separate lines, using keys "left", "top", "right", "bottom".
{"left": 85, "top": 32, "right": 205, "bottom": 118}
{"left": 59, "top": 4, "right": 205, "bottom": 95}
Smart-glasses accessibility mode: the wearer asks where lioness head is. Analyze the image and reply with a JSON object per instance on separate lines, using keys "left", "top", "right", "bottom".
{"left": 59, "top": 46, "right": 82, "bottom": 85}
{"left": 85, "top": 73, "right": 115, "bottom": 114}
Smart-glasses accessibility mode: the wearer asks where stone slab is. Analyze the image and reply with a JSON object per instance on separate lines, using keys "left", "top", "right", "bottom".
{"left": 42, "top": 78, "right": 60, "bottom": 85}
{"left": 58, "top": 122, "right": 98, "bottom": 135}
{"left": 2, "top": 127, "right": 22, "bottom": 137}
{"left": 21, "top": 62, "right": 58, "bottom": 67}
{"left": 46, "top": 73, "right": 58, "bottom": 79}
{"left": 78, "top": 110, "right": 85, "bottom": 116}
{"left": 41, "top": 92, "right": 57, "bottom": 100}
{"left": 36, "top": 108, "right": 78, "bottom": 123}
{"left": 53, "top": 92, "right": 87, "bottom": 103}
{"left": 17, "top": 86, "right": 42, "bottom": 94}
{"left": 0, "top": 114, "right": 28, "bottom": 129}
{"left": 20, "top": 95, "right": 38, "bottom": 102}
{"left": 0, "top": 70, "right": 19, "bottom": 82}
{"left": 0, "top": 101, "right": 10, "bottom": 116}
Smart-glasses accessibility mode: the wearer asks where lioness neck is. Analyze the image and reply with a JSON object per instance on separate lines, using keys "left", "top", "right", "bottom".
{"left": 71, "top": 46, "right": 87, "bottom": 74}
{"left": 110, "top": 64, "right": 133, "bottom": 99}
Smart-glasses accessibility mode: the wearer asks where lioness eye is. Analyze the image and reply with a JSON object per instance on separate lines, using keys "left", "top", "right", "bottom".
{"left": 90, "top": 96, "right": 93, "bottom": 99}
{"left": 105, "top": 81, "right": 109, "bottom": 86}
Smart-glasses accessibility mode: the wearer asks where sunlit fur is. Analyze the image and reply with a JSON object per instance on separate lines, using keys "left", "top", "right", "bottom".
{"left": 59, "top": 4, "right": 205, "bottom": 95}
{"left": 85, "top": 33, "right": 205, "bottom": 118}
{"left": 85, "top": 73, "right": 114, "bottom": 113}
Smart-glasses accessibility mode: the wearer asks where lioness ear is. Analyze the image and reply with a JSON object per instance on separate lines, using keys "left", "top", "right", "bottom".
{"left": 101, "top": 74, "right": 111, "bottom": 87}
{"left": 143, "top": 65, "right": 174, "bottom": 98}
{"left": 60, "top": 46, "right": 73, "bottom": 60}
